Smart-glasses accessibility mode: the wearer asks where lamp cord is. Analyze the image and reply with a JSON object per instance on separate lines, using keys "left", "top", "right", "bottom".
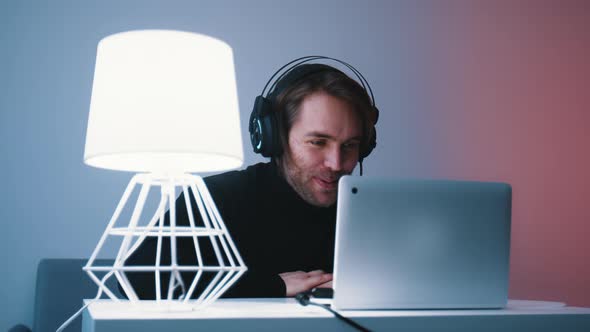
{"left": 56, "top": 284, "right": 105, "bottom": 332}
{"left": 56, "top": 269, "right": 188, "bottom": 332}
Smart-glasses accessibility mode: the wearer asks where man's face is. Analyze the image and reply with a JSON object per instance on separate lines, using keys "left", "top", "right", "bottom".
{"left": 281, "top": 92, "right": 363, "bottom": 207}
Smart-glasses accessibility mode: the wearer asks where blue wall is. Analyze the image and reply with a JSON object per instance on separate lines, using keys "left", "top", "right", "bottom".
{"left": 2, "top": 0, "right": 588, "bottom": 330}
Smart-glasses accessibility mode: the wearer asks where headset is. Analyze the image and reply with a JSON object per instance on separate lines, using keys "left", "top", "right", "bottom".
{"left": 248, "top": 56, "right": 379, "bottom": 165}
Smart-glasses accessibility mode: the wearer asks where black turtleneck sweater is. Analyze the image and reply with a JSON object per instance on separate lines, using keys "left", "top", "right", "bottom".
{"left": 124, "top": 162, "right": 336, "bottom": 298}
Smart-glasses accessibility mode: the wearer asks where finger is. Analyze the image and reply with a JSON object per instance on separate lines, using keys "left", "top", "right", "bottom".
{"left": 307, "top": 270, "right": 326, "bottom": 277}
{"left": 279, "top": 271, "right": 305, "bottom": 277}
{"left": 304, "top": 274, "right": 333, "bottom": 289}
{"left": 311, "top": 273, "right": 332, "bottom": 281}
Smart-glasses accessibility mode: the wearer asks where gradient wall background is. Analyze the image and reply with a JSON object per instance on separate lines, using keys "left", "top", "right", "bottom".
{"left": 1, "top": 0, "right": 588, "bottom": 329}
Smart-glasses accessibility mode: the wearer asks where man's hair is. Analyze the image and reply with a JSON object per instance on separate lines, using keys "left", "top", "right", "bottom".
{"left": 272, "top": 66, "right": 376, "bottom": 159}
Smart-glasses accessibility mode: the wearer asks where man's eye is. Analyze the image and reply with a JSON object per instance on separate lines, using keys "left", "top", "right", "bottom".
{"left": 343, "top": 142, "right": 360, "bottom": 150}
{"left": 310, "top": 140, "right": 325, "bottom": 146}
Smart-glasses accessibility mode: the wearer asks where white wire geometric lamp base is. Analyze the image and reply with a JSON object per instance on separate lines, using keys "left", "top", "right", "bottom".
{"left": 83, "top": 173, "right": 247, "bottom": 309}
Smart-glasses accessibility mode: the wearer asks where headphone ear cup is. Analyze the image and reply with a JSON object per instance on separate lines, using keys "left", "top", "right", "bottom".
{"left": 372, "top": 106, "right": 380, "bottom": 125}
{"left": 249, "top": 95, "right": 280, "bottom": 157}
{"left": 362, "top": 127, "right": 377, "bottom": 159}
{"left": 249, "top": 95, "right": 266, "bottom": 154}
{"left": 259, "top": 108, "right": 278, "bottom": 157}
{"left": 360, "top": 106, "right": 378, "bottom": 160}
{"left": 267, "top": 111, "right": 282, "bottom": 157}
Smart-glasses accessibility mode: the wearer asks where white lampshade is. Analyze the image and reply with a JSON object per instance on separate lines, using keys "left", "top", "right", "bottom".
{"left": 84, "top": 30, "right": 243, "bottom": 173}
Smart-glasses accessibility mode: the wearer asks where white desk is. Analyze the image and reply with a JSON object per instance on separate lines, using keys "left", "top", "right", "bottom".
{"left": 82, "top": 298, "right": 590, "bottom": 332}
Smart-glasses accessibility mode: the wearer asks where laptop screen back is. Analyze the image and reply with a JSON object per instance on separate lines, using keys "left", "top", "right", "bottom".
{"left": 332, "top": 176, "right": 511, "bottom": 310}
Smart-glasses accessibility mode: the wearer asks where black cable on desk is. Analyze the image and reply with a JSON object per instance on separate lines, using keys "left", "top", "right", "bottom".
{"left": 296, "top": 289, "right": 372, "bottom": 332}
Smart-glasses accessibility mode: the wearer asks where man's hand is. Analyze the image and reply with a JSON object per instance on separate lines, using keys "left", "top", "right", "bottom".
{"left": 279, "top": 270, "right": 333, "bottom": 296}
{"left": 316, "top": 280, "right": 332, "bottom": 289}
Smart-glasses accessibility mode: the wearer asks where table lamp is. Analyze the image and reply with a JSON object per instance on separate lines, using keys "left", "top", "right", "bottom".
{"left": 82, "top": 30, "right": 246, "bottom": 308}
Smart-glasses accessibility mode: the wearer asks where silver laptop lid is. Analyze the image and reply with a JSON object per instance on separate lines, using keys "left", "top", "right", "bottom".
{"left": 333, "top": 176, "right": 511, "bottom": 310}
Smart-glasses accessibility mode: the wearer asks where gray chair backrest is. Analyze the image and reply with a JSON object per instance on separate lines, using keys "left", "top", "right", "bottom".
{"left": 33, "top": 258, "right": 121, "bottom": 332}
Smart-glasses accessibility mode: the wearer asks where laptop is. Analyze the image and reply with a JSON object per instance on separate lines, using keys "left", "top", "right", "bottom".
{"left": 331, "top": 176, "right": 511, "bottom": 310}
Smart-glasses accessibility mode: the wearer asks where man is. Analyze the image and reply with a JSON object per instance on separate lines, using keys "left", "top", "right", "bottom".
{"left": 125, "top": 59, "right": 378, "bottom": 298}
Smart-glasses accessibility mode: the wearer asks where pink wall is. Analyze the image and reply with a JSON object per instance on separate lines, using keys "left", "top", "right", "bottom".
{"left": 426, "top": 2, "right": 589, "bottom": 305}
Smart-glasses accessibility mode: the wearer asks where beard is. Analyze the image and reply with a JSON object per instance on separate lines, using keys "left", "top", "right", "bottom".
{"left": 279, "top": 155, "right": 349, "bottom": 208}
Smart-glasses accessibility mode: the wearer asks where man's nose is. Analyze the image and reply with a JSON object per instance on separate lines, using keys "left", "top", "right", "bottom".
{"left": 324, "top": 146, "right": 343, "bottom": 172}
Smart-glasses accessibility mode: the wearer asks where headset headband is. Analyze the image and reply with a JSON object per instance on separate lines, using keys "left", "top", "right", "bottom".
{"left": 261, "top": 56, "right": 376, "bottom": 109}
